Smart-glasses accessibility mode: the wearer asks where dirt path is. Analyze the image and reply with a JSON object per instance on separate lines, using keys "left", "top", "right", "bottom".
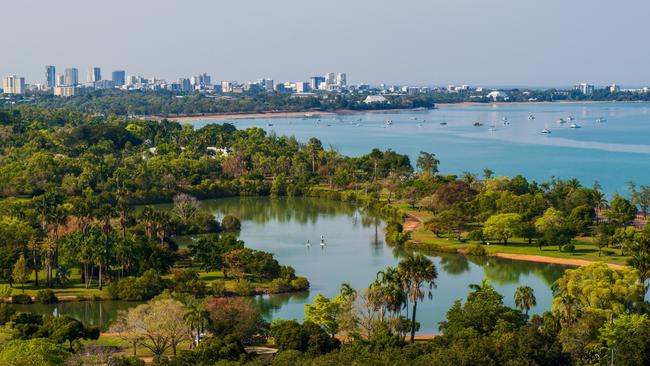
{"left": 493, "top": 253, "right": 624, "bottom": 269}
{"left": 403, "top": 215, "right": 422, "bottom": 232}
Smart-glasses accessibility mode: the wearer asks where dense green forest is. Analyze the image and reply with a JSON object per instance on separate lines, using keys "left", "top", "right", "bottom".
{"left": 0, "top": 105, "right": 649, "bottom": 365}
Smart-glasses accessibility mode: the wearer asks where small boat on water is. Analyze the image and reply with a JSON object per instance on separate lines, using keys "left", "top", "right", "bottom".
{"left": 473, "top": 121, "right": 483, "bottom": 127}
{"left": 267, "top": 123, "right": 273, "bottom": 127}
{"left": 528, "top": 114, "right": 536, "bottom": 120}
{"left": 567, "top": 116, "right": 575, "bottom": 121}
{"left": 596, "top": 117, "right": 606, "bottom": 123}
{"left": 570, "top": 123, "right": 581, "bottom": 129}
{"left": 439, "top": 122, "right": 447, "bottom": 126}
{"left": 488, "top": 126, "right": 497, "bottom": 132}
{"left": 557, "top": 118, "right": 566, "bottom": 124}
{"left": 541, "top": 128, "right": 552, "bottom": 134}
{"left": 385, "top": 120, "right": 393, "bottom": 125}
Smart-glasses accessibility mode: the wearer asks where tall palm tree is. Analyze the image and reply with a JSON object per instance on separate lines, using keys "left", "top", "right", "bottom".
{"left": 184, "top": 301, "right": 211, "bottom": 348}
{"left": 398, "top": 253, "right": 438, "bottom": 344}
{"left": 514, "top": 286, "right": 537, "bottom": 316}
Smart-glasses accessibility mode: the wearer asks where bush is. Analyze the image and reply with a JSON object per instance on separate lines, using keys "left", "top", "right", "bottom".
{"left": 274, "top": 320, "right": 340, "bottom": 355}
{"left": 35, "top": 289, "right": 58, "bottom": 304}
{"left": 233, "top": 278, "right": 255, "bottom": 296}
{"left": 108, "top": 355, "right": 146, "bottom": 366}
{"left": 211, "top": 280, "right": 227, "bottom": 297}
{"left": 171, "top": 269, "right": 207, "bottom": 297}
{"left": 467, "top": 229, "right": 486, "bottom": 243}
{"left": 11, "top": 294, "right": 33, "bottom": 304}
{"left": 465, "top": 243, "right": 488, "bottom": 256}
{"left": 562, "top": 244, "right": 575, "bottom": 253}
{"left": 269, "top": 278, "right": 292, "bottom": 293}
{"left": 290, "top": 277, "right": 310, "bottom": 291}
{"left": 107, "top": 270, "right": 169, "bottom": 301}
{"left": 221, "top": 215, "right": 241, "bottom": 231}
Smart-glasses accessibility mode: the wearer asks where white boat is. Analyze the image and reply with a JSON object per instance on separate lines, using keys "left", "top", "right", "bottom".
{"left": 488, "top": 126, "right": 497, "bottom": 132}
{"left": 528, "top": 114, "right": 536, "bottom": 120}
{"left": 557, "top": 118, "right": 566, "bottom": 124}
{"left": 440, "top": 115, "right": 447, "bottom": 125}
{"left": 570, "top": 123, "right": 581, "bottom": 128}
{"left": 567, "top": 116, "right": 575, "bottom": 121}
{"left": 385, "top": 120, "right": 393, "bottom": 125}
{"left": 541, "top": 123, "right": 551, "bottom": 134}
{"left": 596, "top": 117, "right": 606, "bottom": 123}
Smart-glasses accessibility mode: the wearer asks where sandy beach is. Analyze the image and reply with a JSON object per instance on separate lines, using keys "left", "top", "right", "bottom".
{"left": 493, "top": 253, "right": 624, "bottom": 269}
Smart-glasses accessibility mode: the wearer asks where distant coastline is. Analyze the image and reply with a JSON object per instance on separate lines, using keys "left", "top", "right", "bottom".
{"left": 158, "top": 100, "right": 648, "bottom": 122}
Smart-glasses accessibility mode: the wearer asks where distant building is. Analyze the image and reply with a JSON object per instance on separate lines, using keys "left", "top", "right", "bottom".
{"left": 263, "top": 78, "right": 274, "bottom": 90}
{"left": 112, "top": 70, "right": 126, "bottom": 86}
{"left": 336, "top": 73, "right": 347, "bottom": 87}
{"left": 45, "top": 65, "right": 56, "bottom": 89}
{"left": 64, "top": 68, "right": 79, "bottom": 86}
{"left": 94, "top": 80, "right": 115, "bottom": 89}
{"left": 295, "top": 81, "right": 309, "bottom": 93}
{"left": 2, "top": 75, "right": 26, "bottom": 94}
{"left": 178, "top": 78, "right": 191, "bottom": 91}
{"left": 487, "top": 90, "right": 508, "bottom": 101}
{"left": 87, "top": 67, "right": 101, "bottom": 83}
{"left": 363, "top": 95, "right": 388, "bottom": 104}
{"left": 609, "top": 84, "right": 620, "bottom": 93}
{"left": 56, "top": 74, "right": 65, "bottom": 86}
{"left": 325, "top": 72, "right": 335, "bottom": 86}
{"left": 221, "top": 81, "right": 233, "bottom": 93}
{"left": 575, "top": 82, "right": 594, "bottom": 95}
{"left": 310, "top": 76, "right": 325, "bottom": 90}
{"left": 54, "top": 85, "right": 81, "bottom": 97}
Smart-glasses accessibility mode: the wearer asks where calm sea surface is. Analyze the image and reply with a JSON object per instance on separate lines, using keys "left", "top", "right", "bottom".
{"left": 193, "top": 102, "right": 650, "bottom": 196}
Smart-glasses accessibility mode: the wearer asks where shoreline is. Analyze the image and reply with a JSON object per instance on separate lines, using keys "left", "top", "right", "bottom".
{"left": 154, "top": 100, "right": 650, "bottom": 122}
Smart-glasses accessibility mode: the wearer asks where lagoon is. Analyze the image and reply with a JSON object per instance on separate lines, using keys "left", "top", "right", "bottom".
{"left": 19, "top": 197, "right": 569, "bottom": 334}
{"left": 192, "top": 102, "right": 650, "bottom": 196}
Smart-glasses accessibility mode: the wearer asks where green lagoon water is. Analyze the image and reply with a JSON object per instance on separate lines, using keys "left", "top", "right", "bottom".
{"left": 166, "top": 197, "right": 567, "bottom": 334}
{"left": 193, "top": 102, "right": 650, "bottom": 196}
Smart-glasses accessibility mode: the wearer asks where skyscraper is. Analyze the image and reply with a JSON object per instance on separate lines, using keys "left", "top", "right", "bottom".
{"left": 64, "top": 68, "right": 79, "bottom": 86}
{"left": 336, "top": 73, "right": 347, "bottom": 87}
{"left": 2, "top": 75, "right": 26, "bottom": 94}
{"left": 325, "top": 72, "right": 335, "bottom": 85}
{"left": 45, "top": 65, "right": 56, "bottom": 89}
{"left": 87, "top": 67, "right": 101, "bottom": 83}
{"left": 310, "top": 76, "right": 325, "bottom": 90}
{"left": 112, "top": 70, "right": 126, "bottom": 86}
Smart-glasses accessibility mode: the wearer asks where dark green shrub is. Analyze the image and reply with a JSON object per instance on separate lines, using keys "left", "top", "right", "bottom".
{"left": 269, "top": 278, "right": 292, "bottom": 293}
{"left": 35, "top": 289, "right": 58, "bottom": 304}
{"left": 11, "top": 294, "right": 33, "bottom": 304}
{"left": 562, "top": 244, "right": 575, "bottom": 253}
{"left": 221, "top": 215, "right": 241, "bottom": 231}
{"left": 0, "top": 303, "right": 16, "bottom": 325}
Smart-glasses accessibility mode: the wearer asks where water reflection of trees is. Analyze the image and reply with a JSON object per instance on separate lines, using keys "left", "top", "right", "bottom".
{"left": 250, "top": 292, "right": 310, "bottom": 319}
{"left": 11, "top": 301, "right": 139, "bottom": 331}
{"left": 479, "top": 258, "right": 568, "bottom": 286}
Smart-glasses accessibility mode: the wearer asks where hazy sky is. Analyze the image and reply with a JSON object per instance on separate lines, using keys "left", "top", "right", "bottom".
{"left": 2, "top": 0, "right": 649, "bottom": 87}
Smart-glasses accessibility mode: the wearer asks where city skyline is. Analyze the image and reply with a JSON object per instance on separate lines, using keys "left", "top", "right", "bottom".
{"left": 2, "top": 0, "right": 650, "bottom": 87}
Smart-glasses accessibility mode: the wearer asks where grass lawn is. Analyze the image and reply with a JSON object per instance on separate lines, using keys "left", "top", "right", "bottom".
{"left": 406, "top": 211, "right": 629, "bottom": 266}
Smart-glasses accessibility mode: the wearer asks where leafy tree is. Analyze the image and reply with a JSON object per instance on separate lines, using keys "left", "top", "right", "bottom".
{"left": 0, "top": 338, "right": 70, "bottom": 366}
{"left": 206, "top": 297, "right": 265, "bottom": 344}
{"left": 12, "top": 255, "right": 31, "bottom": 293}
{"left": 606, "top": 193, "right": 636, "bottom": 226}
{"left": 304, "top": 294, "right": 341, "bottom": 337}
{"left": 416, "top": 151, "right": 440, "bottom": 174}
{"left": 483, "top": 213, "right": 522, "bottom": 245}
{"left": 599, "top": 313, "right": 650, "bottom": 366}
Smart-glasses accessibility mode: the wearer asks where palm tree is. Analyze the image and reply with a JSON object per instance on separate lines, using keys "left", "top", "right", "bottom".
{"left": 184, "top": 301, "right": 210, "bottom": 348}
{"left": 398, "top": 253, "right": 438, "bottom": 344}
{"left": 514, "top": 286, "right": 536, "bottom": 316}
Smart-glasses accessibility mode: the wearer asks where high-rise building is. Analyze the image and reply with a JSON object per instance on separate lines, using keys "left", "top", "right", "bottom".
{"left": 112, "top": 70, "right": 126, "bottom": 86}
{"left": 2, "top": 75, "right": 26, "bottom": 94}
{"left": 336, "top": 73, "right": 347, "bottom": 87}
{"left": 263, "top": 78, "right": 274, "bottom": 91}
{"left": 45, "top": 65, "right": 56, "bottom": 89}
{"left": 295, "top": 81, "right": 309, "bottom": 93}
{"left": 574, "top": 82, "right": 594, "bottom": 95}
{"left": 56, "top": 74, "right": 65, "bottom": 86}
{"left": 64, "top": 68, "right": 79, "bottom": 86}
{"left": 310, "top": 76, "right": 325, "bottom": 90}
{"left": 87, "top": 67, "right": 101, "bottom": 83}
{"left": 325, "top": 72, "right": 335, "bottom": 85}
